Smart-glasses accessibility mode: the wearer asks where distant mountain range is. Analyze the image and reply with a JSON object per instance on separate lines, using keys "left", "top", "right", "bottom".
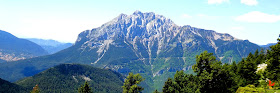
{"left": 26, "top": 38, "right": 72, "bottom": 54}
{"left": 259, "top": 43, "right": 276, "bottom": 48}
{"left": 0, "top": 30, "right": 48, "bottom": 62}
{"left": 0, "top": 11, "right": 261, "bottom": 92}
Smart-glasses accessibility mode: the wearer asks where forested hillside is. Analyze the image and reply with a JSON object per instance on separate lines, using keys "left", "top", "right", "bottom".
{"left": 16, "top": 64, "right": 124, "bottom": 93}
{"left": 0, "top": 78, "right": 27, "bottom": 93}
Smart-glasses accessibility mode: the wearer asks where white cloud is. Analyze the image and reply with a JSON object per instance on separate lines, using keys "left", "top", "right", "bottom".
{"left": 182, "top": 14, "right": 192, "bottom": 18}
{"left": 241, "top": 0, "right": 258, "bottom": 6}
{"left": 208, "top": 0, "right": 229, "bottom": 4}
{"left": 235, "top": 11, "right": 280, "bottom": 23}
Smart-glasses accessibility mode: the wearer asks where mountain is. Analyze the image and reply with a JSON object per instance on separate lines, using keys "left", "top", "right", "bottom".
{"left": 0, "top": 30, "right": 48, "bottom": 62}
{"left": 0, "top": 78, "right": 27, "bottom": 93}
{"left": 0, "top": 11, "right": 261, "bottom": 92}
{"left": 26, "top": 38, "right": 73, "bottom": 54}
{"left": 16, "top": 64, "right": 124, "bottom": 93}
{"left": 260, "top": 43, "right": 276, "bottom": 48}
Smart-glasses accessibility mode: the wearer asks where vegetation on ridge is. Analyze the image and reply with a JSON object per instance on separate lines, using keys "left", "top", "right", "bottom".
{"left": 16, "top": 64, "right": 124, "bottom": 93}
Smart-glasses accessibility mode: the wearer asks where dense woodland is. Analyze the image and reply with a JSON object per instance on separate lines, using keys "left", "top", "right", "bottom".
{"left": 1, "top": 64, "right": 124, "bottom": 93}
{"left": 0, "top": 78, "right": 28, "bottom": 93}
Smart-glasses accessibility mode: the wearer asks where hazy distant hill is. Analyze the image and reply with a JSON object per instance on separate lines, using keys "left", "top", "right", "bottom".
{"left": 260, "top": 43, "right": 276, "bottom": 48}
{"left": 0, "top": 11, "right": 261, "bottom": 92}
{"left": 16, "top": 64, "right": 124, "bottom": 93}
{"left": 26, "top": 38, "right": 72, "bottom": 54}
{"left": 0, "top": 30, "right": 48, "bottom": 61}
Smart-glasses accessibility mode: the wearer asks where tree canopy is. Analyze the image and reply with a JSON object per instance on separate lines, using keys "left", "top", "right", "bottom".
{"left": 122, "top": 72, "right": 144, "bottom": 93}
{"left": 78, "top": 81, "right": 93, "bottom": 93}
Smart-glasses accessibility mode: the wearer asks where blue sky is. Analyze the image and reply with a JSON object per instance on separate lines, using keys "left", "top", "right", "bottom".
{"left": 0, "top": 0, "right": 279, "bottom": 45}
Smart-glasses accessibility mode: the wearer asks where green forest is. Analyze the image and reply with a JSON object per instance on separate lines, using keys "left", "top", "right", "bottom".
{"left": 0, "top": 64, "right": 124, "bottom": 93}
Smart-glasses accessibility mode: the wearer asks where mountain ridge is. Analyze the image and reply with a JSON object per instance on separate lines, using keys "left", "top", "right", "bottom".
{"left": 26, "top": 38, "right": 73, "bottom": 54}
{"left": 260, "top": 43, "right": 276, "bottom": 47}
{"left": 0, "top": 30, "right": 48, "bottom": 61}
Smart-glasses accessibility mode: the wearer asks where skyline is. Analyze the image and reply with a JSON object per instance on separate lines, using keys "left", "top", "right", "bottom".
{"left": 0, "top": 0, "right": 279, "bottom": 45}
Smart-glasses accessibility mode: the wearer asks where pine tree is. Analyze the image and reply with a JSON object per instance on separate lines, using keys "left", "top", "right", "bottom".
{"left": 265, "top": 36, "right": 280, "bottom": 81}
{"left": 192, "top": 51, "right": 236, "bottom": 93}
{"left": 122, "top": 72, "right": 144, "bottom": 93}
{"left": 153, "top": 89, "right": 160, "bottom": 93}
{"left": 237, "top": 52, "right": 260, "bottom": 86}
{"left": 78, "top": 81, "right": 93, "bottom": 93}
{"left": 192, "top": 51, "right": 216, "bottom": 76}
{"left": 162, "top": 78, "right": 177, "bottom": 93}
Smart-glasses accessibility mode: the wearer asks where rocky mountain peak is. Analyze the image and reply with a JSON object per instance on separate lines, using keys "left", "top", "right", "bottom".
{"left": 133, "top": 10, "right": 143, "bottom": 15}
{"left": 76, "top": 11, "right": 177, "bottom": 45}
{"left": 76, "top": 11, "right": 247, "bottom": 63}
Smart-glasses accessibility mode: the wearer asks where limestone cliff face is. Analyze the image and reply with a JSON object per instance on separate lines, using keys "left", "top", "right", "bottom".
{"left": 75, "top": 11, "right": 259, "bottom": 66}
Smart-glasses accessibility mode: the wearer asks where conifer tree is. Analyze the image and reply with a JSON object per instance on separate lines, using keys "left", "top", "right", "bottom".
{"left": 265, "top": 36, "right": 280, "bottom": 81}
{"left": 237, "top": 51, "right": 262, "bottom": 86}
{"left": 193, "top": 51, "right": 236, "bottom": 92}
{"left": 122, "top": 72, "right": 144, "bottom": 93}
{"left": 78, "top": 81, "right": 93, "bottom": 93}
{"left": 153, "top": 89, "right": 160, "bottom": 93}
{"left": 162, "top": 78, "right": 177, "bottom": 93}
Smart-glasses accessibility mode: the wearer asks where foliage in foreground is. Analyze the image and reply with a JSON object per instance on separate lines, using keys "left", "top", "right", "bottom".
{"left": 0, "top": 78, "right": 28, "bottom": 93}
{"left": 78, "top": 81, "right": 93, "bottom": 93}
{"left": 162, "top": 51, "right": 237, "bottom": 93}
{"left": 160, "top": 37, "right": 280, "bottom": 93}
{"left": 122, "top": 72, "right": 144, "bottom": 93}
{"left": 16, "top": 64, "right": 124, "bottom": 93}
